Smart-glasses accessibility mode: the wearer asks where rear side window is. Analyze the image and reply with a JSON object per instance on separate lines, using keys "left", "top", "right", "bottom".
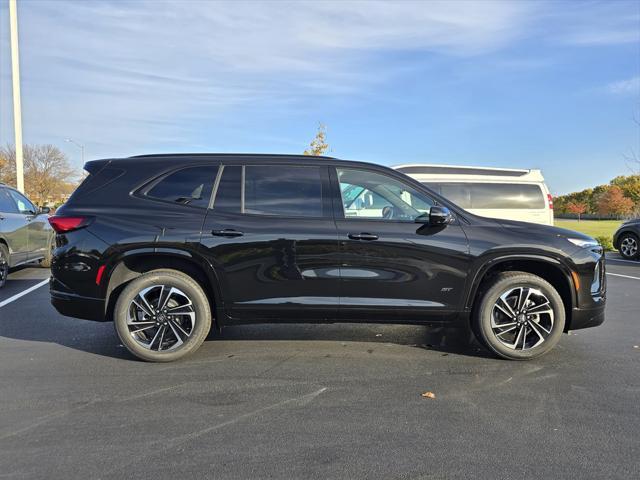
{"left": 423, "top": 182, "right": 544, "bottom": 209}
{"left": 0, "top": 188, "right": 18, "bottom": 213}
{"left": 244, "top": 165, "right": 323, "bottom": 217}
{"left": 146, "top": 166, "right": 218, "bottom": 208}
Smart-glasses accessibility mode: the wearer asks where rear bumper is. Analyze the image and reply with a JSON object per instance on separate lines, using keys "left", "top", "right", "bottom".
{"left": 569, "top": 303, "right": 605, "bottom": 331}
{"left": 51, "top": 289, "right": 107, "bottom": 322}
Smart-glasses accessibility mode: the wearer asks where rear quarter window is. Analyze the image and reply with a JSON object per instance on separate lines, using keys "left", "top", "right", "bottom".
{"left": 145, "top": 165, "right": 219, "bottom": 209}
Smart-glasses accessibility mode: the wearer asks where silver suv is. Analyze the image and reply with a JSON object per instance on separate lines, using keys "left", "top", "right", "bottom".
{"left": 0, "top": 183, "right": 54, "bottom": 288}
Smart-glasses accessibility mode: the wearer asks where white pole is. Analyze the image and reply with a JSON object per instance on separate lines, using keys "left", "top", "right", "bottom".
{"left": 9, "top": 0, "right": 24, "bottom": 193}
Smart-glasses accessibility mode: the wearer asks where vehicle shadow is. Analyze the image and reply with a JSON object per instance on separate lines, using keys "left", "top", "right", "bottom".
{"left": 209, "top": 322, "right": 493, "bottom": 359}
{"left": 0, "top": 284, "right": 490, "bottom": 360}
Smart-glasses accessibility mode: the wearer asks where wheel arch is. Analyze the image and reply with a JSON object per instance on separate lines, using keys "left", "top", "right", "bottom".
{"left": 103, "top": 249, "right": 224, "bottom": 326}
{"left": 613, "top": 228, "right": 639, "bottom": 250}
{"left": 466, "top": 255, "right": 577, "bottom": 331}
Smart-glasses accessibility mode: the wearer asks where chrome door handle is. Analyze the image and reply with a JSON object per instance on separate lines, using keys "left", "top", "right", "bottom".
{"left": 211, "top": 229, "right": 244, "bottom": 238}
{"left": 348, "top": 233, "right": 379, "bottom": 241}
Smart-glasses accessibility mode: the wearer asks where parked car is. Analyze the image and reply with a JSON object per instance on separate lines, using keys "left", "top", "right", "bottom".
{"left": 0, "top": 183, "right": 54, "bottom": 288}
{"left": 393, "top": 164, "right": 554, "bottom": 225}
{"left": 49, "top": 154, "right": 605, "bottom": 362}
{"left": 613, "top": 219, "right": 640, "bottom": 260}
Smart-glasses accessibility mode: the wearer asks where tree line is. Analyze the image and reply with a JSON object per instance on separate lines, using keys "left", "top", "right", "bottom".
{"left": 554, "top": 175, "right": 640, "bottom": 219}
{"left": 0, "top": 144, "right": 78, "bottom": 207}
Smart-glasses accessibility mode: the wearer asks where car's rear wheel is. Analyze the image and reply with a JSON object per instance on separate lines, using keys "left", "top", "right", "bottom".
{"left": 0, "top": 244, "right": 9, "bottom": 289}
{"left": 618, "top": 232, "right": 639, "bottom": 260}
{"left": 473, "top": 271, "right": 565, "bottom": 360}
{"left": 114, "top": 269, "right": 212, "bottom": 362}
{"left": 40, "top": 236, "right": 55, "bottom": 268}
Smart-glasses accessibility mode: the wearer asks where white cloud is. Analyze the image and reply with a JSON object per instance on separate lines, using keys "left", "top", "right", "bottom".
{"left": 0, "top": 0, "right": 534, "bottom": 160}
{"left": 607, "top": 76, "right": 640, "bottom": 95}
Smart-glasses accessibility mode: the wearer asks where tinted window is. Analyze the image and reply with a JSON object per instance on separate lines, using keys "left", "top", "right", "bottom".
{"left": 0, "top": 188, "right": 18, "bottom": 213}
{"left": 422, "top": 182, "right": 544, "bottom": 210}
{"left": 146, "top": 166, "right": 218, "bottom": 208}
{"left": 243, "top": 165, "right": 323, "bottom": 217}
{"left": 471, "top": 184, "right": 544, "bottom": 209}
{"left": 213, "top": 165, "right": 242, "bottom": 213}
{"left": 7, "top": 189, "right": 36, "bottom": 214}
{"left": 338, "top": 168, "right": 434, "bottom": 221}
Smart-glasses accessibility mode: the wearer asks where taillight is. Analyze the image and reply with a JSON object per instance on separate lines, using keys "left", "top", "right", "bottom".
{"left": 48, "top": 216, "right": 93, "bottom": 233}
{"left": 547, "top": 194, "right": 554, "bottom": 209}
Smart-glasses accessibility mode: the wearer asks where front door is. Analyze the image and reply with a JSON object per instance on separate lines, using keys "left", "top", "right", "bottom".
{"left": 332, "top": 167, "right": 470, "bottom": 322}
{"left": 200, "top": 163, "right": 340, "bottom": 321}
{"left": 2, "top": 188, "right": 32, "bottom": 265}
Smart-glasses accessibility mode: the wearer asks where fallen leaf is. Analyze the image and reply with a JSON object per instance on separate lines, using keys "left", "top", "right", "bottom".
{"left": 421, "top": 391, "right": 436, "bottom": 399}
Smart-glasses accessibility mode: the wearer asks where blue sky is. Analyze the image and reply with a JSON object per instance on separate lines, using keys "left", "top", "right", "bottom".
{"left": 0, "top": 0, "right": 639, "bottom": 194}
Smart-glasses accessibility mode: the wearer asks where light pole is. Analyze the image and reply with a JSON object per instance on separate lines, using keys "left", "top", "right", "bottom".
{"left": 65, "top": 138, "right": 85, "bottom": 164}
{"left": 9, "top": 0, "right": 24, "bottom": 193}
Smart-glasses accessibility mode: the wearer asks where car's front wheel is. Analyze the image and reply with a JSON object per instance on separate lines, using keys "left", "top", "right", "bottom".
{"left": 473, "top": 271, "right": 565, "bottom": 360}
{"left": 114, "top": 269, "right": 212, "bottom": 362}
{"left": 0, "top": 244, "right": 9, "bottom": 289}
{"left": 618, "top": 232, "right": 639, "bottom": 260}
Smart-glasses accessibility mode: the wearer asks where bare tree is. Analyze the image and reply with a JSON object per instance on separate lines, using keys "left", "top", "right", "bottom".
{"left": 0, "top": 144, "right": 78, "bottom": 204}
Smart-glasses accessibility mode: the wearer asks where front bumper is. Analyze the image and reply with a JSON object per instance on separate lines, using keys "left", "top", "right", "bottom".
{"left": 569, "top": 303, "right": 605, "bottom": 330}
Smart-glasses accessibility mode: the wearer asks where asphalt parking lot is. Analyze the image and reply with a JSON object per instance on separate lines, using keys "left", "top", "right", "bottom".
{"left": 0, "top": 255, "right": 638, "bottom": 479}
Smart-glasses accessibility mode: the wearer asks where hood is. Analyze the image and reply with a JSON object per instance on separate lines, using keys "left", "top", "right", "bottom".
{"left": 495, "top": 218, "right": 595, "bottom": 242}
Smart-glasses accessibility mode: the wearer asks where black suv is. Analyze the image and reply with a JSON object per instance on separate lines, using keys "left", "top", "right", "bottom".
{"left": 49, "top": 154, "right": 606, "bottom": 362}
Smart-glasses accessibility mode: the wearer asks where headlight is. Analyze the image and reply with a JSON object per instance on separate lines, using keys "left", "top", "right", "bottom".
{"left": 567, "top": 237, "right": 599, "bottom": 248}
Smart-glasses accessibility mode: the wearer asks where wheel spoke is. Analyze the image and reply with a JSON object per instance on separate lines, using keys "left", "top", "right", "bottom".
{"left": 527, "top": 321, "right": 546, "bottom": 347}
{"left": 496, "top": 325, "right": 517, "bottom": 337}
{"left": 137, "top": 289, "right": 156, "bottom": 315}
{"left": 496, "top": 295, "right": 516, "bottom": 318}
{"left": 169, "top": 318, "right": 191, "bottom": 338}
{"left": 526, "top": 301, "right": 550, "bottom": 314}
{"left": 166, "top": 321, "right": 185, "bottom": 348}
{"left": 131, "top": 325, "right": 156, "bottom": 335}
{"left": 516, "top": 287, "right": 532, "bottom": 312}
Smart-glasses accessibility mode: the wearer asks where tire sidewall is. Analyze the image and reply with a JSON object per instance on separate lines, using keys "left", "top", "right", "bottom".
{"left": 475, "top": 274, "right": 565, "bottom": 360}
{"left": 114, "top": 270, "right": 211, "bottom": 362}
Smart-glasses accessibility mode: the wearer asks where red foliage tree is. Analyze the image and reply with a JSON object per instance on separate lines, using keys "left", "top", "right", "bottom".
{"left": 566, "top": 201, "right": 588, "bottom": 221}
{"left": 596, "top": 186, "right": 634, "bottom": 216}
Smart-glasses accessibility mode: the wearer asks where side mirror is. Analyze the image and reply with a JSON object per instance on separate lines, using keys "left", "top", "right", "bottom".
{"left": 428, "top": 206, "right": 453, "bottom": 226}
{"left": 39, "top": 206, "right": 51, "bottom": 215}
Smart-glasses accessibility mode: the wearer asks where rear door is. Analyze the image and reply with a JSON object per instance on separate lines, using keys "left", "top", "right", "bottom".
{"left": 2, "top": 188, "right": 33, "bottom": 265}
{"left": 200, "top": 162, "right": 340, "bottom": 321}
{"left": 332, "top": 167, "right": 470, "bottom": 322}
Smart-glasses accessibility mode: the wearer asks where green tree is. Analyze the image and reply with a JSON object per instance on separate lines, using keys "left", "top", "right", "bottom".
{"left": 303, "top": 123, "right": 329, "bottom": 156}
{"left": 610, "top": 175, "right": 640, "bottom": 204}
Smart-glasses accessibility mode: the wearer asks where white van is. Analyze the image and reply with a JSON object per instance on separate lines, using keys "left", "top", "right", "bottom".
{"left": 393, "top": 164, "right": 554, "bottom": 225}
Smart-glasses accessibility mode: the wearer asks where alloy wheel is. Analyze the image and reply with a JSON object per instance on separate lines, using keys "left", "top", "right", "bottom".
{"left": 126, "top": 285, "right": 196, "bottom": 351}
{"left": 621, "top": 236, "right": 638, "bottom": 258}
{"left": 491, "top": 286, "right": 554, "bottom": 350}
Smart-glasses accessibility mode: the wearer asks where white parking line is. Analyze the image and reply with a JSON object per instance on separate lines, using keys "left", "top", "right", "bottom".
{"left": 606, "top": 257, "right": 640, "bottom": 265}
{"left": 606, "top": 272, "right": 640, "bottom": 281}
{"left": 0, "top": 279, "right": 49, "bottom": 308}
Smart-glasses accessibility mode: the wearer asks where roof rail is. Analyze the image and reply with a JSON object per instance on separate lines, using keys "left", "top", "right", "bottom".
{"left": 393, "top": 163, "right": 533, "bottom": 177}
{"left": 128, "top": 152, "right": 337, "bottom": 160}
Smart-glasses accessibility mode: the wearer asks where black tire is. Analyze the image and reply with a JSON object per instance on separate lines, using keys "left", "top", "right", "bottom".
{"left": 114, "top": 269, "right": 212, "bottom": 362}
{"left": 0, "top": 243, "right": 9, "bottom": 289}
{"left": 472, "top": 271, "right": 565, "bottom": 360}
{"left": 40, "top": 234, "right": 55, "bottom": 268}
{"left": 618, "top": 232, "right": 639, "bottom": 260}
